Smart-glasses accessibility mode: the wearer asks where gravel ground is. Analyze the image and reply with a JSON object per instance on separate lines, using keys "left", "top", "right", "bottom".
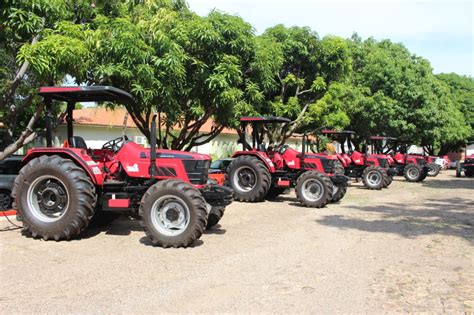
{"left": 1, "top": 170, "right": 473, "bottom": 313}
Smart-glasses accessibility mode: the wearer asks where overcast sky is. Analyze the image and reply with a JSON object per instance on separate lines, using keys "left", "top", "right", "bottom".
{"left": 187, "top": 0, "right": 473, "bottom": 76}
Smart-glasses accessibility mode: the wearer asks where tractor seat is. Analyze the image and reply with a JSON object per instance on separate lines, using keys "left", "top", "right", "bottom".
{"left": 69, "top": 136, "right": 88, "bottom": 149}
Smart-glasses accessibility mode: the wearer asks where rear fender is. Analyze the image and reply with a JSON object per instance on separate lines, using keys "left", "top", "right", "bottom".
{"left": 232, "top": 151, "right": 276, "bottom": 173}
{"left": 23, "top": 148, "right": 104, "bottom": 185}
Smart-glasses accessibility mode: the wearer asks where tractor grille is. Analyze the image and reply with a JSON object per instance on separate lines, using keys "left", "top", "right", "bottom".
{"left": 416, "top": 158, "right": 425, "bottom": 165}
{"left": 377, "top": 158, "right": 388, "bottom": 168}
{"left": 182, "top": 159, "right": 210, "bottom": 185}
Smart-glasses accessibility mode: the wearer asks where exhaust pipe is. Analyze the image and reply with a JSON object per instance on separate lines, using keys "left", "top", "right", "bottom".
{"left": 149, "top": 114, "right": 158, "bottom": 177}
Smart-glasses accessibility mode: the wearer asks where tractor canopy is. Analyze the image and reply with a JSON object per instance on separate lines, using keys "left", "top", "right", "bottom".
{"left": 321, "top": 130, "right": 355, "bottom": 135}
{"left": 240, "top": 116, "right": 291, "bottom": 124}
{"left": 369, "top": 136, "right": 398, "bottom": 141}
{"left": 38, "top": 86, "right": 134, "bottom": 105}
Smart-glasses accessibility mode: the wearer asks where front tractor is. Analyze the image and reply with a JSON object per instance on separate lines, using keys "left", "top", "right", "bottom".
{"left": 321, "top": 131, "right": 392, "bottom": 190}
{"left": 12, "top": 86, "right": 233, "bottom": 248}
{"left": 227, "top": 117, "right": 350, "bottom": 208}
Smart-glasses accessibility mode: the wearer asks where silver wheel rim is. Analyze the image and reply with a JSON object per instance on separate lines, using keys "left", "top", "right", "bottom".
{"left": 367, "top": 170, "right": 382, "bottom": 186}
{"left": 408, "top": 168, "right": 419, "bottom": 179}
{"left": 151, "top": 195, "right": 190, "bottom": 237}
{"left": 302, "top": 179, "right": 324, "bottom": 201}
{"left": 27, "top": 175, "right": 69, "bottom": 223}
{"left": 427, "top": 166, "right": 436, "bottom": 175}
{"left": 233, "top": 166, "right": 257, "bottom": 192}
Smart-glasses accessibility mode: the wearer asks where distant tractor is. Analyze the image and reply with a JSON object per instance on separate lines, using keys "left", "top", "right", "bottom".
{"left": 456, "top": 154, "right": 474, "bottom": 177}
{"left": 227, "top": 117, "right": 350, "bottom": 208}
{"left": 12, "top": 86, "right": 233, "bottom": 248}
{"left": 369, "top": 137, "right": 428, "bottom": 182}
{"left": 320, "top": 131, "right": 392, "bottom": 190}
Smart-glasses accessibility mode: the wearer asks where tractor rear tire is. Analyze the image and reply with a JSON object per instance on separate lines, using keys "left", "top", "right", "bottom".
{"left": 206, "top": 206, "right": 225, "bottom": 229}
{"left": 265, "top": 186, "right": 286, "bottom": 200}
{"left": 139, "top": 179, "right": 207, "bottom": 248}
{"left": 383, "top": 173, "right": 393, "bottom": 188}
{"left": 228, "top": 156, "right": 271, "bottom": 202}
{"left": 426, "top": 163, "right": 440, "bottom": 177}
{"left": 330, "top": 184, "right": 347, "bottom": 203}
{"left": 403, "top": 164, "right": 423, "bottom": 182}
{"left": 465, "top": 168, "right": 474, "bottom": 177}
{"left": 296, "top": 171, "right": 332, "bottom": 208}
{"left": 362, "top": 166, "right": 385, "bottom": 190}
{"left": 12, "top": 155, "right": 97, "bottom": 241}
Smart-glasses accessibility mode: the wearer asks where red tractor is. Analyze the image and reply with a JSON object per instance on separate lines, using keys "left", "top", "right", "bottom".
{"left": 320, "top": 131, "right": 392, "bottom": 190}
{"left": 11, "top": 86, "right": 233, "bottom": 248}
{"left": 227, "top": 117, "right": 350, "bottom": 208}
{"left": 369, "top": 137, "right": 428, "bottom": 182}
{"left": 456, "top": 154, "right": 474, "bottom": 177}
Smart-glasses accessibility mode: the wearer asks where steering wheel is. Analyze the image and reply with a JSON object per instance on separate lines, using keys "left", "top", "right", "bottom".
{"left": 278, "top": 144, "right": 290, "bottom": 155}
{"left": 102, "top": 135, "right": 128, "bottom": 153}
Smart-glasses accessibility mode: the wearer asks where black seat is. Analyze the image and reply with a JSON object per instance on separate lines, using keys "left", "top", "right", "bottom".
{"left": 69, "top": 136, "right": 88, "bottom": 149}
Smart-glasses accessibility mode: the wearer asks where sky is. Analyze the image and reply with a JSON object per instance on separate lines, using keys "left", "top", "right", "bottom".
{"left": 187, "top": 0, "right": 474, "bottom": 76}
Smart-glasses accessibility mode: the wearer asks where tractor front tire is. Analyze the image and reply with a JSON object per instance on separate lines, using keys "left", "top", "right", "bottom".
{"left": 330, "top": 184, "right": 347, "bottom": 203}
{"left": 0, "top": 189, "right": 13, "bottom": 211}
{"left": 426, "top": 163, "right": 440, "bottom": 177}
{"left": 139, "top": 179, "right": 207, "bottom": 248}
{"left": 362, "top": 166, "right": 385, "bottom": 190}
{"left": 296, "top": 171, "right": 332, "bottom": 208}
{"left": 12, "top": 155, "right": 97, "bottom": 241}
{"left": 465, "top": 168, "right": 474, "bottom": 177}
{"left": 228, "top": 156, "right": 271, "bottom": 202}
{"left": 383, "top": 173, "right": 393, "bottom": 188}
{"left": 206, "top": 206, "right": 225, "bottom": 229}
{"left": 403, "top": 164, "right": 423, "bottom": 182}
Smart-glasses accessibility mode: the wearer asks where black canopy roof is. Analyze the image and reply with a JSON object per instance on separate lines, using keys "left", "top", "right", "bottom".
{"left": 240, "top": 116, "right": 291, "bottom": 124}
{"left": 321, "top": 129, "right": 355, "bottom": 135}
{"left": 369, "top": 136, "right": 398, "bottom": 141}
{"left": 38, "top": 86, "right": 134, "bottom": 104}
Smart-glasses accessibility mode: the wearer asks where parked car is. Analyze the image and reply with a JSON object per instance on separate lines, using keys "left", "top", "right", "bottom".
{"left": 0, "top": 155, "right": 23, "bottom": 210}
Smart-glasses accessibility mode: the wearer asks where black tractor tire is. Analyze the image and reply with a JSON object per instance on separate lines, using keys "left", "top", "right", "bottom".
{"left": 0, "top": 189, "right": 13, "bottom": 211}
{"left": 362, "top": 166, "right": 385, "bottom": 190}
{"left": 265, "top": 186, "right": 287, "bottom": 200}
{"left": 12, "top": 155, "right": 97, "bottom": 241}
{"left": 455, "top": 161, "right": 462, "bottom": 177}
{"left": 206, "top": 206, "right": 225, "bottom": 229}
{"left": 426, "top": 163, "right": 440, "bottom": 177}
{"left": 465, "top": 168, "right": 474, "bottom": 177}
{"left": 330, "top": 184, "right": 347, "bottom": 203}
{"left": 418, "top": 168, "right": 428, "bottom": 182}
{"left": 295, "top": 171, "right": 332, "bottom": 208}
{"left": 403, "top": 164, "right": 423, "bottom": 182}
{"left": 383, "top": 173, "right": 393, "bottom": 188}
{"left": 228, "top": 155, "right": 271, "bottom": 202}
{"left": 139, "top": 179, "right": 207, "bottom": 248}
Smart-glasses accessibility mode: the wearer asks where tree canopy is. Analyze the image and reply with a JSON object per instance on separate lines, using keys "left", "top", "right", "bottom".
{"left": 0, "top": 0, "right": 472, "bottom": 159}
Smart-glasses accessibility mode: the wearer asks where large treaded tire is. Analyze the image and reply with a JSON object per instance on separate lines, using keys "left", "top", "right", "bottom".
{"left": 383, "top": 174, "right": 393, "bottom": 188}
{"left": 0, "top": 189, "right": 13, "bottom": 211}
{"left": 228, "top": 155, "right": 271, "bottom": 202}
{"left": 403, "top": 164, "right": 423, "bottom": 182}
{"left": 206, "top": 206, "right": 225, "bottom": 229}
{"left": 139, "top": 179, "right": 207, "bottom": 248}
{"left": 426, "top": 163, "right": 440, "bottom": 177}
{"left": 265, "top": 186, "right": 286, "bottom": 200}
{"left": 362, "top": 166, "right": 385, "bottom": 190}
{"left": 295, "top": 171, "right": 332, "bottom": 208}
{"left": 465, "top": 168, "right": 474, "bottom": 177}
{"left": 12, "top": 155, "right": 97, "bottom": 241}
{"left": 330, "top": 184, "right": 347, "bottom": 203}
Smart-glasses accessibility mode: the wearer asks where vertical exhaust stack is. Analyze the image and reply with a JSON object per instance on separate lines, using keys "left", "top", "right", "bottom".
{"left": 149, "top": 114, "right": 158, "bottom": 177}
{"left": 301, "top": 133, "right": 307, "bottom": 166}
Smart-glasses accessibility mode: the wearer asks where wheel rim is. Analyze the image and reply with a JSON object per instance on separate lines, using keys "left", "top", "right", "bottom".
{"left": 233, "top": 166, "right": 257, "bottom": 192}
{"left": 302, "top": 179, "right": 324, "bottom": 201}
{"left": 407, "top": 167, "right": 419, "bottom": 179}
{"left": 0, "top": 192, "right": 11, "bottom": 210}
{"left": 427, "top": 166, "right": 436, "bottom": 175}
{"left": 367, "top": 170, "right": 382, "bottom": 186}
{"left": 151, "top": 195, "right": 190, "bottom": 237}
{"left": 27, "top": 175, "right": 69, "bottom": 223}
{"left": 332, "top": 185, "right": 340, "bottom": 197}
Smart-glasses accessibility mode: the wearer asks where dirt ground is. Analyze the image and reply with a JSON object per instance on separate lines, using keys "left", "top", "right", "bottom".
{"left": 1, "top": 170, "right": 473, "bottom": 313}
